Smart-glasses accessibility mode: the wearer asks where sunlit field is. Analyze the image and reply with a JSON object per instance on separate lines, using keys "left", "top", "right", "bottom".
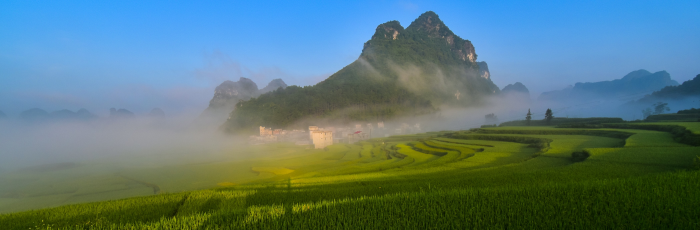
{"left": 1, "top": 122, "right": 698, "bottom": 229}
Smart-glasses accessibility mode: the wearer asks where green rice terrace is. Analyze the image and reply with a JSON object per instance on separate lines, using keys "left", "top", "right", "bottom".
{"left": 1, "top": 121, "right": 700, "bottom": 229}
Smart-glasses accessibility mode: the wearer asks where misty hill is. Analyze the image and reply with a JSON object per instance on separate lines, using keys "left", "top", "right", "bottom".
{"left": 148, "top": 108, "right": 166, "bottom": 119}
{"left": 20, "top": 108, "right": 50, "bottom": 121}
{"left": 19, "top": 108, "right": 97, "bottom": 122}
{"left": 500, "top": 82, "right": 531, "bottom": 104}
{"left": 222, "top": 11, "right": 499, "bottom": 132}
{"left": 260, "top": 79, "right": 288, "bottom": 94}
{"left": 208, "top": 77, "right": 260, "bottom": 110}
{"left": 637, "top": 74, "right": 700, "bottom": 103}
{"left": 50, "top": 109, "right": 98, "bottom": 121}
{"left": 538, "top": 70, "right": 679, "bottom": 102}
{"left": 197, "top": 78, "right": 289, "bottom": 128}
{"left": 0, "top": 110, "right": 6, "bottom": 119}
{"left": 110, "top": 108, "right": 135, "bottom": 119}
{"left": 501, "top": 82, "right": 529, "bottom": 95}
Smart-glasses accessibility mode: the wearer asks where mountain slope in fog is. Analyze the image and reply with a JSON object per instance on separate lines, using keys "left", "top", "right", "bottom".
{"left": 222, "top": 11, "right": 499, "bottom": 132}
{"left": 500, "top": 82, "right": 531, "bottom": 103}
{"left": 502, "top": 82, "right": 529, "bottom": 95}
{"left": 538, "top": 69, "right": 679, "bottom": 102}
{"left": 197, "top": 78, "right": 288, "bottom": 128}
{"left": 18, "top": 108, "right": 98, "bottom": 122}
{"left": 637, "top": 74, "right": 700, "bottom": 103}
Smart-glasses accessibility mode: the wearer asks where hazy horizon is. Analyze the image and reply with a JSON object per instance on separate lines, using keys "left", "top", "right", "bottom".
{"left": 1, "top": 1, "right": 699, "bottom": 116}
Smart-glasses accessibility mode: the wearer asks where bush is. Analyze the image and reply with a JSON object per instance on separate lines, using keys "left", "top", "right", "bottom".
{"left": 572, "top": 151, "right": 590, "bottom": 162}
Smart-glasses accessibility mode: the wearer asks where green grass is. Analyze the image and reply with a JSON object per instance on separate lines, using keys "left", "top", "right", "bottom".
{"left": 586, "top": 147, "right": 699, "bottom": 167}
{"left": 1, "top": 124, "right": 699, "bottom": 229}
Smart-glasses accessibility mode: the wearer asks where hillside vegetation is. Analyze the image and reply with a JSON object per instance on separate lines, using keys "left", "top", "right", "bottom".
{"left": 2, "top": 121, "right": 699, "bottom": 229}
{"left": 222, "top": 11, "right": 499, "bottom": 132}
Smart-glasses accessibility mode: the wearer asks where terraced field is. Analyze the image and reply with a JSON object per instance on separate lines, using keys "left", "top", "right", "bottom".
{"left": 1, "top": 122, "right": 699, "bottom": 229}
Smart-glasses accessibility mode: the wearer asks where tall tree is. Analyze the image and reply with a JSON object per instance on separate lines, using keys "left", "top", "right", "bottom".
{"left": 653, "top": 102, "right": 670, "bottom": 115}
{"left": 545, "top": 108, "right": 553, "bottom": 124}
{"left": 526, "top": 109, "right": 532, "bottom": 125}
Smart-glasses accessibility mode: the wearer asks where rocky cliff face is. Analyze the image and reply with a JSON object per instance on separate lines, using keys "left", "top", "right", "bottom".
{"left": 406, "top": 11, "right": 476, "bottom": 63}
{"left": 477, "top": 61, "right": 490, "bottom": 79}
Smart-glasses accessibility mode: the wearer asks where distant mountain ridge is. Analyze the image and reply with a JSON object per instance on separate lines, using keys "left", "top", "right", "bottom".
{"left": 19, "top": 108, "right": 98, "bottom": 122}
{"left": 538, "top": 70, "right": 679, "bottom": 102}
{"left": 221, "top": 11, "right": 500, "bottom": 132}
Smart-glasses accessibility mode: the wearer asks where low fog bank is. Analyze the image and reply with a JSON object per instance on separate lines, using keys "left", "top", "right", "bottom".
{"left": 0, "top": 113, "right": 246, "bottom": 173}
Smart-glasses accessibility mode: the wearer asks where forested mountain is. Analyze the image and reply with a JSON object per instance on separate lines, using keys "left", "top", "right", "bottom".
{"left": 538, "top": 70, "right": 679, "bottom": 102}
{"left": 637, "top": 74, "right": 700, "bottom": 103}
{"left": 222, "top": 11, "right": 499, "bottom": 132}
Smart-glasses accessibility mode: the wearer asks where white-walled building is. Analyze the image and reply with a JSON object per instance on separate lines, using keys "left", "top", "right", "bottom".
{"left": 311, "top": 130, "right": 333, "bottom": 149}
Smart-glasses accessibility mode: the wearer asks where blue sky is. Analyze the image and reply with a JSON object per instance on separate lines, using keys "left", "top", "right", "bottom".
{"left": 1, "top": 0, "right": 698, "bottom": 116}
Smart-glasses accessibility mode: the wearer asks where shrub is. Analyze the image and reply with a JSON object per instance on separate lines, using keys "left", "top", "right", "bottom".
{"left": 571, "top": 150, "right": 590, "bottom": 162}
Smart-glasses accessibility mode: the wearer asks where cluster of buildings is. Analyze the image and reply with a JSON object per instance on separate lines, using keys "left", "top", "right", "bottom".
{"left": 394, "top": 123, "right": 422, "bottom": 135}
{"left": 249, "top": 121, "right": 423, "bottom": 149}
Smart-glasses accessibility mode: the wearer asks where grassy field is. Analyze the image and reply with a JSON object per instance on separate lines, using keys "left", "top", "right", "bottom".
{"left": 1, "top": 122, "right": 699, "bottom": 229}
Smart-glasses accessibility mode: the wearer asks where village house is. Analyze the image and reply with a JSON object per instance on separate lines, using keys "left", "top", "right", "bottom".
{"left": 346, "top": 131, "right": 369, "bottom": 144}
{"left": 308, "top": 126, "right": 319, "bottom": 140}
{"left": 259, "top": 126, "right": 273, "bottom": 136}
{"left": 311, "top": 130, "right": 333, "bottom": 149}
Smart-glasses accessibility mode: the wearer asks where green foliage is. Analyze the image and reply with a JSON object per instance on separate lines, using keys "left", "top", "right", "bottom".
{"left": 643, "top": 74, "right": 700, "bottom": 100}
{"left": 571, "top": 150, "right": 590, "bottom": 162}
{"left": 677, "top": 108, "right": 700, "bottom": 115}
{"left": 525, "top": 109, "right": 532, "bottom": 125}
{"left": 653, "top": 102, "right": 670, "bottom": 115}
{"left": 544, "top": 108, "right": 553, "bottom": 124}
{"left": 645, "top": 113, "right": 699, "bottom": 121}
